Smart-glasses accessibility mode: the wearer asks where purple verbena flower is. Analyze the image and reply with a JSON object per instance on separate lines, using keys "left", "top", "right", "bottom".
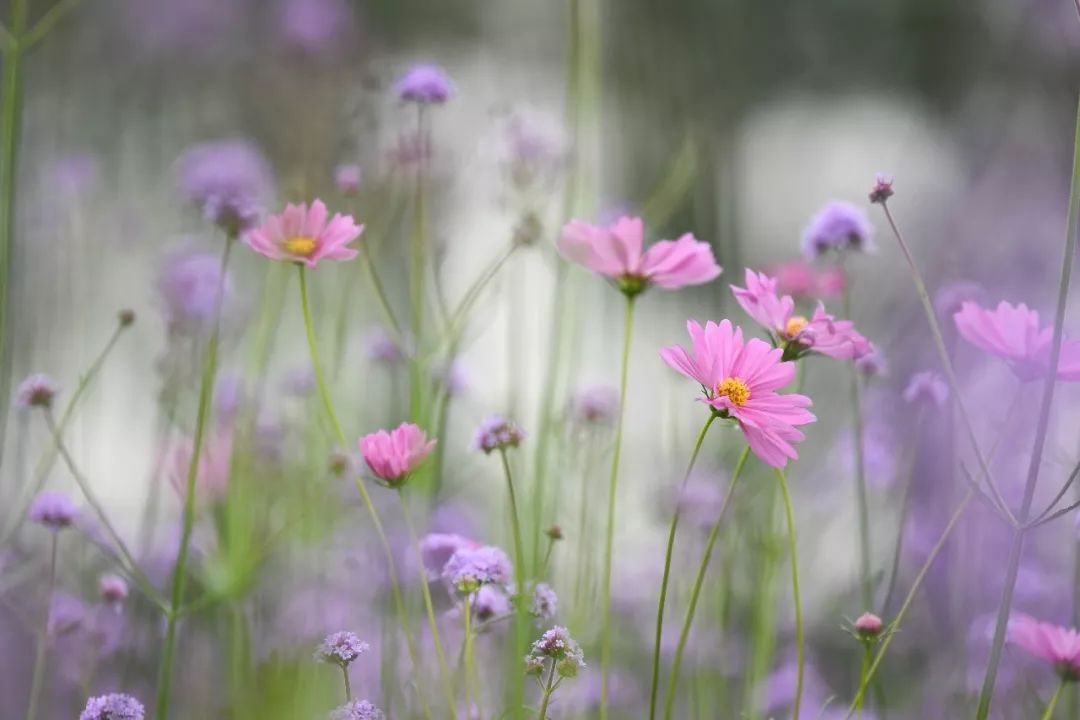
{"left": 158, "top": 246, "right": 233, "bottom": 335}
{"left": 177, "top": 139, "right": 272, "bottom": 236}
{"left": 868, "top": 173, "right": 894, "bottom": 204}
{"left": 15, "top": 373, "right": 59, "bottom": 410}
{"left": 526, "top": 625, "right": 586, "bottom": 678}
{"left": 802, "top": 201, "right": 875, "bottom": 260}
{"left": 314, "top": 631, "right": 370, "bottom": 667}
{"left": 394, "top": 64, "right": 454, "bottom": 104}
{"left": 29, "top": 491, "right": 78, "bottom": 530}
{"left": 471, "top": 415, "right": 526, "bottom": 454}
{"left": 79, "top": 693, "right": 145, "bottom": 720}
{"left": 571, "top": 385, "right": 620, "bottom": 426}
{"left": 443, "top": 545, "right": 513, "bottom": 594}
{"left": 471, "top": 584, "right": 512, "bottom": 624}
{"left": 99, "top": 574, "right": 130, "bottom": 606}
{"left": 530, "top": 582, "right": 558, "bottom": 621}
{"left": 330, "top": 700, "right": 385, "bottom": 720}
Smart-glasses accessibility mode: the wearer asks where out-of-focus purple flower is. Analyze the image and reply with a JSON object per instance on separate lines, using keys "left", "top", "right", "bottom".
{"left": 501, "top": 111, "right": 565, "bottom": 190}
{"left": 837, "top": 419, "right": 899, "bottom": 489}
{"left": 420, "top": 533, "right": 481, "bottom": 577}
{"left": 177, "top": 139, "right": 272, "bottom": 236}
{"left": 442, "top": 545, "right": 512, "bottom": 593}
{"left": 278, "top": 0, "right": 353, "bottom": 55}
{"left": 79, "top": 692, "right": 145, "bottom": 720}
{"left": 394, "top": 64, "right": 454, "bottom": 104}
{"left": 387, "top": 131, "right": 433, "bottom": 169}
{"left": 802, "top": 201, "right": 875, "bottom": 260}
{"left": 314, "top": 630, "right": 370, "bottom": 667}
{"left": 99, "top": 574, "right": 129, "bottom": 606}
{"left": 330, "top": 700, "right": 385, "bottom": 720}
{"left": 855, "top": 348, "right": 888, "bottom": 379}
{"left": 126, "top": 0, "right": 240, "bottom": 56}
{"left": 48, "top": 592, "right": 87, "bottom": 639}
{"left": 29, "top": 491, "right": 78, "bottom": 530}
{"left": 281, "top": 365, "right": 317, "bottom": 397}
{"left": 215, "top": 372, "right": 244, "bottom": 423}
{"left": 903, "top": 371, "right": 949, "bottom": 408}
{"left": 526, "top": 625, "right": 586, "bottom": 678}
{"left": 47, "top": 152, "right": 101, "bottom": 200}
{"left": 15, "top": 373, "right": 59, "bottom": 410}
{"left": 158, "top": 246, "right": 233, "bottom": 335}
{"left": 530, "top": 582, "right": 558, "bottom": 620}
{"left": 471, "top": 584, "right": 512, "bottom": 624}
{"left": 335, "top": 164, "right": 363, "bottom": 194}
{"left": 365, "top": 328, "right": 404, "bottom": 365}
{"left": 934, "top": 281, "right": 986, "bottom": 324}
{"left": 431, "top": 360, "right": 469, "bottom": 396}
{"left": 471, "top": 415, "right": 526, "bottom": 454}
{"left": 167, "top": 430, "right": 234, "bottom": 505}
{"left": 571, "top": 385, "right": 620, "bottom": 426}
{"left": 868, "top": 173, "right": 894, "bottom": 204}
{"left": 675, "top": 472, "right": 728, "bottom": 530}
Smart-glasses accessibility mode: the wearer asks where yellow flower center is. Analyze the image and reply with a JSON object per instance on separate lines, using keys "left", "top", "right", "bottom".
{"left": 715, "top": 377, "right": 751, "bottom": 407}
{"left": 785, "top": 315, "right": 809, "bottom": 339}
{"left": 283, "top": 236, "right": 318, "bottom": 257}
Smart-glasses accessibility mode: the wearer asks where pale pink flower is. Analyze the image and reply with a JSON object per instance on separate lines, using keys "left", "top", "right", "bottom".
{"left": 660, "top": 319, "right": 815, "bottom": 468}
{"left": 167, "top": 431, "right": 234, "bottom": 504}
{"left": 359, "top": 422, "right": 437, "bottom": 487}
{"left": 558, "top": 216, "right": 721, "bottom": 295}
{"left": 731, "top": 269, "right": 872, "bottom": 360}
{"left": 770, "top": 260, "right": 846, "bottom": 300}
{"left": 243, "top": 199, "right": 362, "bottom": 268}
{"left": 954, "top": 300, "right": 1080, "bottom": 381}
{"left": 1009, "top": 614, "right": 1080, "bottom": 678}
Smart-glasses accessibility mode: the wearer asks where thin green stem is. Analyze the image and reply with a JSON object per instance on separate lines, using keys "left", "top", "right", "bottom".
{"left": 22, "top": 0, "right": 84, "bottom": 52}
{"left": 776, "top": 468, "right": 805, "bottom": 720}
{"left": 600, "top": 294, "right": 636, "bottom": 719}
{"left": 155, "top": 238, "right": 233, "bottom": 719}
{"left": 662, "top": 446, "right": 750, "bottom": 720}
{"left": 648, "top": 413, "right": 719, "bottom": 720}
{"left": 843, "top": 286, "right": 872, "bottom": 611}
{"left": 26, "top": 531, "right": 57, "bottom": 720}
{"left": 880, "top": 409, "right": 922, "bottom": 617}
{"left": 409, "top": 106, "right": 429, "bottom": 424}
{"left": 846, "top": 490, "right": 973, "bottom": 716}
{"left": 359, "top": 239, "right": 406, "bottom": 350}
{"left": 538, "top": 662, "right": 558, "bottom": 720}
{"left": 1042, "top": 678, "right": 1066, "bottom": 720}
{"left": 341, "top": 664, "right": 352, "bottom": 702}
{"left": 499, "top": 446, "right": 529, "bottom": 713}
{"left": 974, "top": 94, "right": 1080, "bottom": 720}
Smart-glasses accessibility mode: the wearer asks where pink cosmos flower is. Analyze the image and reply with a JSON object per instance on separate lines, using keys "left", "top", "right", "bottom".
{"left": 558, "top": 216, "right": 721, "bottom": 295}
{"left": 660, "top": 319, "right": 815, "bottom": 468}
{"left": 954, "top": 300, "right": 1080, "bottom": 381}
{"left": 359, "top": 422, "right": 437, "bottom": 487}
{"left": 243, "top": 199, "right": 362, "bottom": 268}
{"left": 770, "top": 260, "right": 846, "bottom": 300}
{"left": 1009, "top": 614, "right": 1080, "bottom": 678}
{"left": 731, "top": 269, "right": 872, "bottom": 360}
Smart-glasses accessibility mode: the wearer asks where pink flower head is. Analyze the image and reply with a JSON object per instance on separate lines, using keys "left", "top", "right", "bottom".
{"left": 558, "top": 216, "right": 721, "bottom": 296}
{"left": 660, "top": 319, "right": 815, "bottom": 468}
{"left": 243, "top": 199, "right": 362, "bottom": 268}
{"left": 731, "top": 269, "right": 872, "bottom": 360}
{"left": 167, "top": 431, "right": 234, "bottom": 505}
{"left": 954, "top": 300, "right": 1080, "bottom": 382}
{"left": 1009, "top": 614, "right": 1080, "bottom": 679}
{"left": 359, "top": 422, "right": 437, "bottom": 487}
{"left": 770, "top": 260, "right": 846, "bottom": 300}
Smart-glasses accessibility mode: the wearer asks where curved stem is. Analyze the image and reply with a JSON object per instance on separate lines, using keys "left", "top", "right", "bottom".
{"left": 600, "top": 294, "right": 636, "bottom": 719}
{"left": 648, "top": 413, "right": 719, "bottom": 719}
{"left": 974, "top": 94, "right": 1080, "bottom": 720}
{"left": 776, "top": 467, "right": 805, "bottom": 720}
{"left": 155, "top": 237, "right": 233, "bottom": 720}
{"left": 25, "top": 531, "right": 57, "bottom": 720}
{"left": 662, "top": 446, "right": 750, "bottom": 720}
{"left": 1042, "top": 678, "right": 1066, "bottom": 720}
{"left": 843, "top": 286, "right": 872, "bottom": 611}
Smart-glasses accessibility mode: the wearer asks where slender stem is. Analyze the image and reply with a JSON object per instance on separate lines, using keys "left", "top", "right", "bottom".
{"left": 1042, "top": 678, "right": 1067, "bottom": 720}
{"left": 843, "top": 286, "right": 873, "bottom": 611}
{"left": 463, "top": 595, "right": 482, "bottom": 720}
{"left": 22, "top": 0, "right": 84, "bottom": 51}
{"left": 1030, "top": 457, "right": 1080, "bottom": 526}
{"left": 881, "top": 407, "right": 923, "bottom": 616}
{"left": 499, "top": 446, "right": 529, "bottom": 712}
{"left": 437, "top": 244, "right": 518, "bottom": 358}
{"left": 299, "top": 264, "right": 432, "bottom": 719}
{"left": 538, "top": 662, "right": 557, "bottom": 720}
{"left": 399, "top": 492, "right": 458, "bottom": 717}
{"left": 856, "top": 644, "right": 872, "bottom": 714}
{"left": 663, "top": 446, "right": 750, "bottom": 720}
{"left": 648, "top": 413, "right": 719, "bottom": 720}
{"left": 409, "top": 106, "right": 429, "bottom": 424}
{"left": 359, "top": 239, "right": 407, "bottom": 351}
{"left": 155, "top": 238, "right": 233, "bottom": 719}
{"left": 775, "top": 468, "right": 805, "bottom": 720}
{"left": 26, "top": 531, "right": 57, "bottom": 720}
{"left": 600, "top": 294, "right": 636, "bottom": 719}
{"left": 846, "top": 490, "right": 974, "bottom": 716}
{"left": 974, "top": 95, "right": 1080, "bottom": 720}
{"left": 340, "top": 664, "right": 352, "bottom": 702}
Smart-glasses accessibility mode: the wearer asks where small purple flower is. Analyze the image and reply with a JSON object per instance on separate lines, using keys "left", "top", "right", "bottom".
{"left": 335, "top": 164, "right": 362, "bottom": 194}
{"left": 471, "top": 415, "right": 526, "bottom": 454}
{"left": 177, "top": 139, "right": 272, "bottom": 236}
{"left": 281, "top": 365, "right": 317, "bottom": 397}
{"left": 29, "top": 491, "right": 78, "bottom": 530}
{"left": 15, "top": 373, "right": 59, "bottom": 410}
{"left": 79, "top": 693, "right": 145, "bottom": 720}
{"left": 855, "top": 349, "right": 888, "bottom": 379}
{"left": 159, "top": 247, "right": 233, "bottom": 335}
{"left": 420, "top": 533, "right": 480, "bottom": 577}
{"left": 903, "top": 371, "right": 949, "bottom": 408}
{"left": 48, "top": 152, "right": 101, "bottom": 199}
{"left": 278, "top": 0, "right": 353, "bottom": 55}
{"left": 431, "top": 360, "right": 469, "bottom": 396}
{"left": 472, "top": 584, "right": 512, "bottom": 623}
{"left": 443, "top": 545, "right": 513, "bottom": 593}
{"left": 526, "top": 625, "right": 586, "bottom": 678}
{"left": 571, "top": 385, "right": 620, "bottom": 426}
{"left": 868, "top": 173, "right": 894, "bottom": 204}
{"left": 802, "top": 201, "right": 875, "bottom": 260}
{"left": 314, "top": 630, "right": 370, "bottom": 667}
{"left": 99, "top": 574, "right": 130, "bottom": 606}
{"left": 530, "top": 582, "right": 558, "bottom": 621}
{"left": 394, "top": 64, "right": 453, "bottom": 104}
{"left": 365, "top": 328, "right": 404, "bottom": 365}
{"left": 330, "top": 700, "right": 385, "bottom": 720}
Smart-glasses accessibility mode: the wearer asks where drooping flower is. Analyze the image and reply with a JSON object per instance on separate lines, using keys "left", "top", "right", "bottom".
{"left": 394, "top": 64, "right": 454, "bottom": 104}
{"left": 443, "top": 545, "right": 513, "bottom": 594}
{"left": 15, "top": 373, "right": 59, "bottom": 410}
{"left": 660, "top": 319, "right": 816, "bottom": 468}
{"left": 472, "top": 416, "right": 526, "bottom": 454}
{"left": 903, "top": 371, "right": 949, "bottom": 408}
{"left": 29, "top": 491, "right": 78, "bottom": 530}
{"left": 177, "top": 139, "right": 272, "bottom": 235}
{"left": 359, "top": 423, "right": 437, "bottom": 487}
{"left": 558, "top": 216, "right": 721, "bottom": 296}
{"left": 79, "top": 693, "right": 146, "bottom": 720}
{"left": 1008, "top": 614, "right": 1080, "bottom": 679}
{"left": 314, "top": 630, "right": 370, "bottom": 667}
{"left": 243, "top": 200, "right": 362, "bottom": 267}
{"left": 329, "top": 700, "right": 386, "bottom": 720}
{"left": 99, "top": 574, "right": 129, "bottom": 606}
{"left": 802, "top": 201, "right": 875, "bottom": 260}
{"left": 526, "top": 625, "right": 586, "bottom": 679}
{"left": 730, "top": 270, "right": 872, "bottom": 360}
{"left": 954, "top": 300, "right": 1080, "bottom": 381}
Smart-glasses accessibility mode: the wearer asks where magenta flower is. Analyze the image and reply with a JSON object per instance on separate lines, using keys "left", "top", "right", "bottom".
{"left": 29, "top": 491, "right": 79, "bottom": 530}
{"left": 731, "top": 269, "right": 872, "bottom": 360}
{"left": 954, "top": 300, "right": 1080, "bottom": 381}
{"left": 660, "top": 319, "right": 816, "bottom": 468}
{"left": 1009, "top": 614, "right": 1080, "bottom": 678}
{"left": 243, "top": 200, "right": 362, "bottom": 268}
{"left": 770, "top": 260, "right": 846, "bottom": 300}
{"left": 558, "top": 216, "right": 721, "bottom": 296}
{"left": 359, "top": 422, "right": 437, "bottom": 487}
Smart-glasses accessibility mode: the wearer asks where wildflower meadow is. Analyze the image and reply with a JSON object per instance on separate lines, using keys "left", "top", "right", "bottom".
{"left": 4, "top": 1, "right": 1080, "bottom": 718}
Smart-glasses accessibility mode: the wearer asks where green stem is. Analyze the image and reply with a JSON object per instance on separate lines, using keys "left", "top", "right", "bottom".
{"left": 600, "top": 294, "right": 636, "bottom": 719}
{"left": 409, "top": 106, "right": 429, "bottom": 425}
{"left": 974, "top": 94, "right": 1080, "bottom": 720}
{"left": 399, "top": 492, "right": 458, "bottom": 718}
{"left": 538, "top": 662, "right": 558, "bottom": 720}
{"left": 341, "top": 663, "right": 352, "bottom": 702}
{"left": 663, "top": 446, "right": 750, "bottom": 720}
{"left": 843, "top": 286, "right": 872, "bottom": 611}
{"left": 856, "top": 644, "right": 871, "bottom": 714}
{"left": 1042, "top": 678, "right": 1067, "bottom": 720}
{"left": 26, "top": 531, "right": 57, "bottom": 720}
{"left": 359, "top": 238, "right": 406, "bottom": 351}
{"left": 776, "top": 468, "right": 805, "bottom": 720}
{"left": 499, "top": 446, "right": 529, "bottom": 713}
{"left": 648, "top": 413, "right": 719, "bottom": 720}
